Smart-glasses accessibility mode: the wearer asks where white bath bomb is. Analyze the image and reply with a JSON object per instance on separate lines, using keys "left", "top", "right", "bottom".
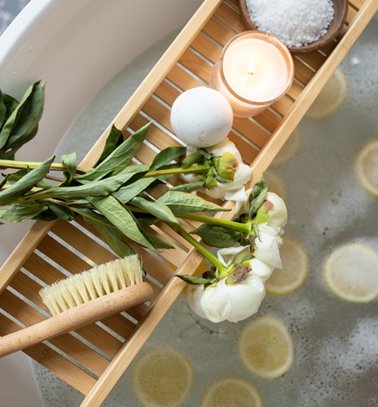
{"left": 170, "top": 86, "right": 233, "bottom": 148}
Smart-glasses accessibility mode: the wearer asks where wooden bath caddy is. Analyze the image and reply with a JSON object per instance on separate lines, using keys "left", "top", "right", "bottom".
{"left": 0, "top": 0, "right": 376, "bottom": 405}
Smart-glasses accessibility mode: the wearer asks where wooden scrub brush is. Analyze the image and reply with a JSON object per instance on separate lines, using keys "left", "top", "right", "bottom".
{"left": 0, "top": 255, "right": 153, "bottom": 357}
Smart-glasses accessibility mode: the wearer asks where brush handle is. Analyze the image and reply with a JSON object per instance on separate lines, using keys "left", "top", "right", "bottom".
{"left": 0, "top": 282, "right": 153, "bottom": 357}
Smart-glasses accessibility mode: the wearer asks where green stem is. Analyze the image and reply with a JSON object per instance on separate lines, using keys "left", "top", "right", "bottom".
{"left": 0, "top": 159, "right": 65, "bottom": 171}
{"left": 170, "top": 223, "right": 226, "bottom": 273}
{"left": 145, "top": 164, "right": 209, "bottom": 178}
{"left": 127, "top": 205, "right": 249, "bottom": 234}
{"left": 0, "top": 159, "right": 208, "bottom": 179}
{"left": 0, "top": 184, "right": 41, "bottom": 192}
{"left": 175, "top": 212, "right": 251, "bottom": 234}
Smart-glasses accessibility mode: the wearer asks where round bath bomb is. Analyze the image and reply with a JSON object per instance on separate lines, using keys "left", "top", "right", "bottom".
{"left": 170, "top": 87, "right": 233, "bottom": 148}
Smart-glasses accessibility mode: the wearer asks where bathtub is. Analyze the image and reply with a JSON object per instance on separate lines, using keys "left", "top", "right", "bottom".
{"left": 0, "top": 0, "right": 202, "bottom": 405}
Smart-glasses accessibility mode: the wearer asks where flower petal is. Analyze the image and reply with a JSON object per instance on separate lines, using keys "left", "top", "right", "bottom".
{"left": 266, "top": 192, "right": 287, "bottom": 228}
{"left": 186, "top": 284, "right": 207, "bottom": 319}
{"left": 201, "top": 276, "right": 265, "bottom": 323}
{"left": 254, "top": 224, "right": 283, "bottom": 269}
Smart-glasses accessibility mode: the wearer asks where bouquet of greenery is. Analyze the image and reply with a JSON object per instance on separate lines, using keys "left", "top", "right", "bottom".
{"left": 0, "top": 83, "right": 287, "bottom": 323}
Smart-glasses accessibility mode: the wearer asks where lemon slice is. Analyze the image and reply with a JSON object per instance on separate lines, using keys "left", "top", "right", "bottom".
{"left": 323, "top": 243, "right": 378, "bottom": 303}
{"left": 133, "top": 347, "right": 193, "bottom": 407}
{"left": 264, "top": 170, "right": 286, "bottom": 199}
{"left": 201, "top": 377, "right": 262, "bottom": 407}
{"left": 238, "top": 316, "right": 293, "bottom": 379}
{"left": 355, "top": 140, "right": 378, "bottom": 196}
{"left": 272, "top": 128, "right": 302, "bottom": 167}
{"left": 306, "top": 69, "right": 347, "bottom": 119}
{"left": 266, "top": 238, "right": 308, "bottom": 295}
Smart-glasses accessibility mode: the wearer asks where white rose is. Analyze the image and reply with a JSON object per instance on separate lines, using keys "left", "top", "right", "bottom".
{"left": 208, "top": 138, "right": 242, "bottom": 162}
{"left": 199, "top": 275, "right": 265, "bottom": 323}
{"left": 205, "top": 163, "right": 252, "bottom": 200}
{"left": 217, "top": 245, "right": 250, "bottom": 266}
{"left": 265, "top": 192, "right": 287, "bottom": 228}
{"left": 253, "top": 224, "right": 283, "bottom": 269}
{"left": 249, "top": 257, "right": 274, "bottom": 281}
{"left": 187, "top": 284, "right": 207, "bottom": 319}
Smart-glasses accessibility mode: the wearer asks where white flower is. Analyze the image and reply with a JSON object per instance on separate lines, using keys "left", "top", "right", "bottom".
{"left": 217, "top": 245, "right": 250, "bottom": 266}
{"left": 249, "top": 258, "right": 274, "bottom": 281}
{"left": 180, "top": 138, "right": 252, "bottom": 201}
{"left": 205, "top": 162, "right": 252, "bottom": 201}
{"left": 265, "top": 192, "right": 287, "bottom": 228}
{"left": 254, "top": 224, "right": 283, "bottom": 269}
{"left": 187, "top": 284, "right": 207, "bottom": 319}
{"left": 180, "top": 172, "right": 202, "bottom": 184}
{"left": 199, "top": 275, "right": 265, "bottom": 323}
{"left": 209, "top": 138, "right": 242, "bottom": 162}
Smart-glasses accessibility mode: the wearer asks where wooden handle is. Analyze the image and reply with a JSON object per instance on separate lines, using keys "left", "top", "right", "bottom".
{"left": 0, "top": 282, "right": 153, "bottom": 357}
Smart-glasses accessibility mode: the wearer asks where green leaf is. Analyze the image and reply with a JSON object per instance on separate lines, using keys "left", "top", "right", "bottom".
{"left": 61, "top": 152, "right": 77, "bottom": 185}
{"left": 0, "top": 155, "right": 54, "bottom": 206}
{"left": 33, "top": 208, "right": 58, "bottom": 221}
{"left": 150, "top": 146, "right": 186, "bottom": 170}
{"left": 2, "top": 169, "right": 28, "bottom": 185}
{"left": 97, "top": 125, "right": 123, "bottom": 164}
{"left": 0, "top": 82, "right": 44, "bottom": 157}
{"left": 131, "top": 196, "right": 179, "bottom": 225}
{"left": 0, "top": 91, "right": 6, "bottom": 129}
{"left": 33, "top": 165, "right": 149, "bottom": 199}
{"left": 176, "top": 274, "right": 214, "bottom": 285}
{"left": 182, "top": 151, "right": 204, "bottom": 168}
{"left": 142, "top": 232, "right": 173, "bottom": 249}
{"left": 112, "top": 177, "right": 156, "bottom": 204}
{"left": 75, "top": 208, "right": 134, "bottom": 257}
{"left": 171, "top": 180, "right": 204, "bottom": 193}
{"left": 87, "top": 195, "right": 155, "bottom": 250}
{"left": 3, "top": 94, "right": 18, "bottom": 118}
{"left": 192, "top": 224, "right": 242, "bottom": 248}
{"left": 77, "top": 123, "right": 151, "bottom": 181}
{"left": 134, "top": 214, "right": 158, "bottom": 228}
{"left": 158, "top": 190, "right": 228, "bottom": 213}
{"left": 248, "top": 176, "right": 268, "bottom": 219}
{"left": 48, "top": 204, "right": 75, "bottom": 221}
{"left": 0, "top": 201, "right": 47, "bottom": 222}
{"left": 254, "top": 204, "right": 269, "bottom": 224}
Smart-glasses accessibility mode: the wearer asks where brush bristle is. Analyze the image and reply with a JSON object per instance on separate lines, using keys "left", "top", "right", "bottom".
{"left": 40, "top": 255, "right": 143, "bottom": 315}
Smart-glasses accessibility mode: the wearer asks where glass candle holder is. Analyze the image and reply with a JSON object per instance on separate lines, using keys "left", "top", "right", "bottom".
{"left": 210, "top": 31, "right": 294, "bottom": 118}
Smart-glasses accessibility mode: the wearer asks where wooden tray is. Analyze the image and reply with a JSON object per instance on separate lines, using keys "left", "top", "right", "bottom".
{"left": 0, "top": 0, "right": 376, "bottom": 405}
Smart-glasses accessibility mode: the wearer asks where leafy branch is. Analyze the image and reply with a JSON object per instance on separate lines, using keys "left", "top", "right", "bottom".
{"left": 0, "top": 82, "right": 270, "bottom": 283}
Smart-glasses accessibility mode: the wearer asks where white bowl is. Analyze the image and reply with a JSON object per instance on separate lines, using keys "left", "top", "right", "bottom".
{"left": 0, "top": 0, "right": 201, "bottom": 404}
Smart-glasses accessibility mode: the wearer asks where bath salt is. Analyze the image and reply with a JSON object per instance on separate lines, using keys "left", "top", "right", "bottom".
{"left": 246, "top": 0, "right": 334, "bottom": 48}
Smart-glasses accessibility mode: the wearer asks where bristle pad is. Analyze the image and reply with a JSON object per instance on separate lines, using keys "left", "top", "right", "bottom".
{"left": 39, "top": 255, "right": 143, "bottom": 315}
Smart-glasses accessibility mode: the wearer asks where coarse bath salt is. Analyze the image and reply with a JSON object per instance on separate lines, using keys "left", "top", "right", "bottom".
{"left": 246, "top": 0, "right": 334, "bottom": 48}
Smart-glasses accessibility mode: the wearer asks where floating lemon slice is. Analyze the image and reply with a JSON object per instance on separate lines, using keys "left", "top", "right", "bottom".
{"left": 201, "top": 377, "right": 262, "bottom": 407}
{"left": 272, "top": 128, "right": 302, "bottom": 167}
{"left": 355, "top": 140, "right": 378, "bottom": 196}
{"left": 264, "top": 170, "right": 286, "bottom": 199}
{"left": 323, "top": 243, "right": 378, "bottom": 303}
{"left": 306, "top": 69, "right": 347, "bottom": 119}
{"left": 266, "top": 238, "right": 308, "bottom": 295}
{"left": 132, "top": 347, "right": 193, "bottom": 407}
{"left": 238, "top": 316, "right": 294, "bottom": 379}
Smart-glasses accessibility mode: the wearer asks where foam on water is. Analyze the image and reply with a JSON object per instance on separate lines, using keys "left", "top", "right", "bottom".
{"left": 32, "top": 13, "right": 378, "bottom": 407}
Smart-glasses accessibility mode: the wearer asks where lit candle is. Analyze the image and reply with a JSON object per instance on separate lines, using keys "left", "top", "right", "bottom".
{"left": 210, "top": 31, "right": 294, "bottom": 118}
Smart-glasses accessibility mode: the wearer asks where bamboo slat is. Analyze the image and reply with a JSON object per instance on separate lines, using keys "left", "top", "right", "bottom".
{"left": 0, "top": 0, "right": 376, "bottom": 405}
{"left": 0, "top": 313, "right": 96, "bottom": 394}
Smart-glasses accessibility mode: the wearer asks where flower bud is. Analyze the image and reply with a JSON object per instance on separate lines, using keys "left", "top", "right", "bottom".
{"left": 213, "top": 152, "right": 239, "bottom": 181}
{"left": 199, "top": 276, "right": 265, "bottom": 323}
{"left": 253, "top": 224, "right": 283, "bottom": 269}
{"left": 265, "top": 192, "right": 288, "bottom": 228}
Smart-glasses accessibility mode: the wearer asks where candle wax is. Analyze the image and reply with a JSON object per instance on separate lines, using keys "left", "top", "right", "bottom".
{"left": 223, "top": 38, "right": 289, "bottom": 103}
